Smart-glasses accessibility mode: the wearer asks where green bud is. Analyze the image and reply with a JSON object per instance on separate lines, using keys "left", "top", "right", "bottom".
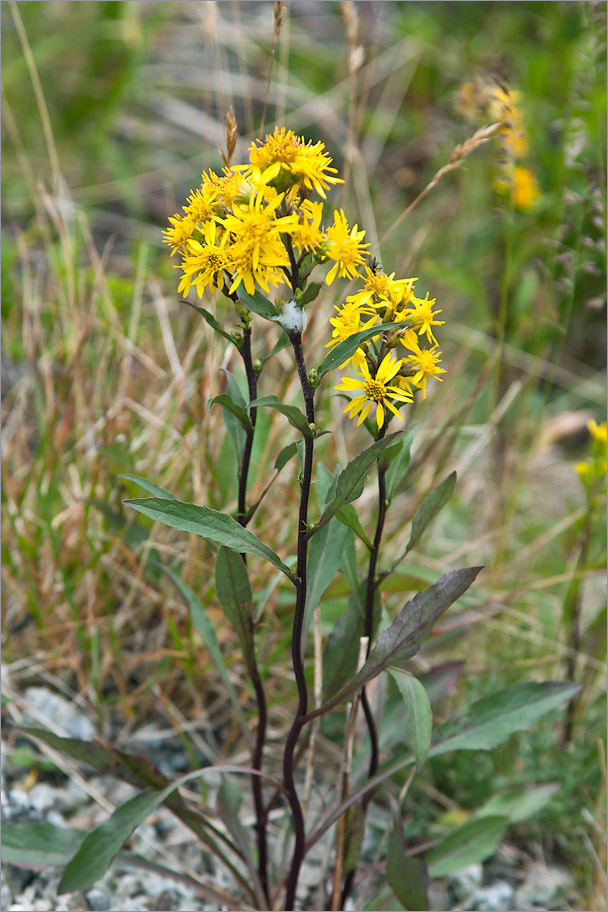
{"left": 308, "top": 368, "right": 320, "bottom": 389}
{"left": 230, "top": 328, "right": 243, "bottom": 348}
{"left": 308, "top": 422, "right": 317, "bottom": 435}
{"left": 253, "top": 358, "right": 263, "bottom": 374}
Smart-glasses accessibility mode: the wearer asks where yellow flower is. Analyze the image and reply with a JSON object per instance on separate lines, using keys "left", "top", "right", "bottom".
{"left": 324, "top": 209, "right": 368, "bottom": 285}
{"left": 246, "top": 127, "right": 343, "bottom": 198}
{"left": 335, "top": 352, "right": 413, "bottom": 429}
{"left": 218, "top": 191, "right": 298, "bottom": 295}
{"left": 512, "top": 166, "right": 540, "bottom": 210}
{"left": 163, "top": 213, "right": 197, "bottom": 255}
{"left": 177, "top": 220, "right": 231, "bottom": 297}
{"left": 588, "top": 420, "right": 608, "bottom": 444}
{"left": 398, "top": 292, "right": 444, "bottom": 344}
{"left": 326, "top": 300, "right": 378, "bottom": 369}
{"left": 400, "top": 329, "right": 445, "bottom": 399}
{"left": 347, "top": 266, "right": 415, "bottom": 313}
{"left": 292, "top": 199, "right": 326, "bottom": 251}
{"left": 490, "top": 86, "right": 529, "bottom": 159}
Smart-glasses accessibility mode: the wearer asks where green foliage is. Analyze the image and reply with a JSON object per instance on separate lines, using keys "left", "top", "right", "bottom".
{"left": 124, "top": 498, "right": 294, "bottom": 577}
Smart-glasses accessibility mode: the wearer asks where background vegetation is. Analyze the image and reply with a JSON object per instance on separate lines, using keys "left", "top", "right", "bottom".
{"left": 2, "top": 1, "right": 606, "bottom": 908}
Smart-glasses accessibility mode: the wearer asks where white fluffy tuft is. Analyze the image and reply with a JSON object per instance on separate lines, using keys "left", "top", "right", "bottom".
{"left": 277, "top": 299, "right": 307, "bottom": 334}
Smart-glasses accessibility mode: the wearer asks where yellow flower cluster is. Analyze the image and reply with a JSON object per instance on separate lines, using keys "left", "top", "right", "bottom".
{"left": 331, "top": 266, "right": 445, "bottom": 429}
{"left": 163, "top": 127, "right": 370, "bottom": 298}
{"left": 576, "top": 420, "right": 607, "bottom": 490}
{"left": 457, "top": 77, "right": 540, "bottom": 210}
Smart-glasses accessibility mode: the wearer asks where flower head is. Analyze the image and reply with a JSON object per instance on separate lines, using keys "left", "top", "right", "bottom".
{"left": 324, "top": 209, "right": 368, "bottom": 285}
{"left": 398, "top": 292, "right": 445, "bottom": 344}
{"left": 244, "top": 127, "right": 343, "bottom": 198}
{"left": 400, "top": 329, "right": 446, "bottom": 399}
{"left": 335, "top": 352, "right": 413, "bottom": 429}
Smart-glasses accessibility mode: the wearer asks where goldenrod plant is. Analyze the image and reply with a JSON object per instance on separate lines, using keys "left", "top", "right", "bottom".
{"left": 8, "top": 125, "right": 583, "bottom": 911}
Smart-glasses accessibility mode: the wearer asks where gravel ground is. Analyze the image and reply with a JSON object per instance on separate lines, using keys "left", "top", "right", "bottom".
{"left": 1, "top": 687, "right": 574, "bottom": 912}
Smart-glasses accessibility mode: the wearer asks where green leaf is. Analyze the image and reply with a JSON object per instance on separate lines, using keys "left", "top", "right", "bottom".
{"left": 408, "top": 471, "right": 456, "bottom": 552}
{"left": 336, "top": 503, "right": 373, "bottom": 549}
{"left": 317, "top": 321, "right": 409, "bottom": 377}
{"left": 3, "top": 823, "right": 85, "bottom": 870}
{"left": 249, "top": 395, "right": 313, "bottom": 439}
{"left": 217, "top": 778, "right": 266, "bottom": 905}
{"left": 343, "top": 805, "right": 365, "bottom": 875}
{"left": 215, "top": 546, "right": 255, "bottom": 671}
{"left": 323, "top": 591, "right": 365, "bottom": 701}
{"left": 385, "top": 425, "right": 416, "bottom": 502}
{"left": 299, "top": 281, "right": 323, "bottom": 307}
{"left": 182, "top": 300, "right": 235, "bottom": 345}
{"left": 427, "top": 815, "right": 510, "bottom": 878}
{"left": 316, "top": 434, "right": 402, "bottom": 532}
{"left": 161, "top": 566, "right": 252, "bottom": 747}
{"left": 208, "top": 393, "right": 253, "bottom": 432}
{"left": 477, "top": 783, "right": 560, "bottom": 824}
{"left": 390, "top": 670, "right": 432, "bottom": 769}
{"left": 429, "top": 681, "right": 581, "bottom": 757}
{"left": 124, "top": 499, "right": 294, "bottom": 578}
{"left": 235, "top": 288, "right": 279, "bottom": 321}
{"left": 387, "top": 819, "right": 429, "bottom": 910}
{"left": 302, "top": 519, "right": 350, "bottom": 651}
{"left": 261, "top": 330, "right": 290, "bottom": 364}
{"left": 58, "top": 763, "right": 275, "bottom": 895}
{"left": 316, "top": 566, "right": 482, "bottom": 714}
{"left": 275, "top": 441, "right": 298, "bottom": 473}
{"left": 117, "top": 475, "right": 177, "bottom": 500}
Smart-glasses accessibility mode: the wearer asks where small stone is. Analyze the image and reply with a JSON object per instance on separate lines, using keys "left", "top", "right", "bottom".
{"left": 28, "top": 783, "right": 59, "bottom": 813}
{"left": 447, "top": 863, "right": 484, "bottom": 901}
{"left": 473, "top": 880, "right": 514, "bottom": 911}
{"left": 515, "top": 861, "right": 572, "bottom": 908}
{"left": 23, "top": 688, "right": 95, "bottom": 741}
{"left": 85, "top": 887, "right": 112, "bottom": 911}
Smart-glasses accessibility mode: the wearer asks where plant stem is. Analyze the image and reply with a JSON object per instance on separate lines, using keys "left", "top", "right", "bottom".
{"left": 283, "top": 330, "right": 315, "bottom": 910}
{"left": 238, "top": 326, "right": 258, "bottom": 525}
{"left": 340, "top": 426, "right": 387, "bottom": 909}
{"left": 236, "top": 323, "right": 270, "bottom": 904}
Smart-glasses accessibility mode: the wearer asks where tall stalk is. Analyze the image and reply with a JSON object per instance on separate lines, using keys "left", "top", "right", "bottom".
{"left": 340, "top": 425, "right": 387, "bottom": 909}
{"left": 234, "top": 316, "right": 269, "bottom": 904}
{"left": 283, "top": 329, "right": 316, "bottom": 910}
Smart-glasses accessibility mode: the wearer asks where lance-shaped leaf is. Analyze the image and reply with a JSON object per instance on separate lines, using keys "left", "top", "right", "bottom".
{"left": 118, "top": 474, "right": 178, "bottom": 500}
{"left": 124, "top": 499, "right": 294, "bottom": 578}
{"left": 299, "top": 281, "right": 323, "bottom": 307}
{"left": 387, "top": 812, "right": 429, "bottom": 910}
{"left": 260, "top": 330, "right": 290, "bottom": 365}
{"left": 182, "top": 300, "right": 235, "bottom": 345}
{"left": 161, "top": 566, "right": 252, "bottom": 747}
{"left": 3, "top": 822, "right": 86, "bottom": 871}
{"left": 217, "top": 778, "right": 266, "bottom": 908}
{"left": 390, "top": 669, "right": 432, "bottom": 770}
{"left": 302, "top": 518, "right": 350, "bottom": 651}
{"left": 314, "top": 433, "right": 401, "bottom": 533}
{"left": 215, "top": 546, "right": 255, "bottom": 673}
{"left": 322, "top": 588, "right": 371, "bottom": 701}
{"left": 235, "top": 288, "right": 279, "bottom": 321}
{"left": 275, "top": 441, "right": 298, "bottom": 473}
{"left": 208, "top": 394, "right": 253, "bottom": 432}
{"left": 249, "top": 395, "right": 313, "bottom": 439}
{"left": 310, "top": 566, "right": 482, "bottom": 718}
{"left": 58, "top": 763, "right": 272, "bottom": 894}
{"left": 427, "top": 815, "right": 510, "bottom": 878}
{"left": 317, "top": 321, "right": 409, "bottom": 377}
{"left": 408, "top": 471, "right": 456, "bottom": 552}
{"left": 335, "top": 504, "right": 373, "bottom": 549}
{"left": 428, "top": 680, "right": 581, "bottom": 757}
{"left": 385, "top": 424, "right": 416, "bottom": 502}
